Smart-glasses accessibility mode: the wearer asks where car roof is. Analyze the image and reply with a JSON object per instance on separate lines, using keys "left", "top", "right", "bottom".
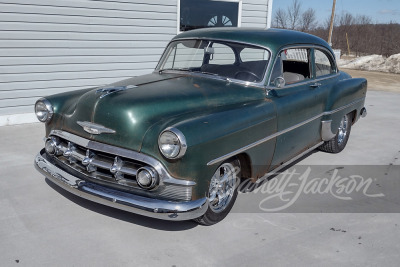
{"left": 173, "top": 27, "right": 333, "bottom": 55}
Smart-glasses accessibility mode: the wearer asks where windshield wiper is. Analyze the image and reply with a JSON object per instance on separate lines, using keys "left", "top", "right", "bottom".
{"left": 199, "top": 71, "right": 219, "bottom": 76}
{"left": 158, "top": 68, "right": 191, "bottom": 74}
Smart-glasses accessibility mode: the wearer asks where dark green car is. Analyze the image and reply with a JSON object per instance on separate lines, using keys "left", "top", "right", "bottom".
{"left": 34, "top": 28, "right": 367, "bottom": 225}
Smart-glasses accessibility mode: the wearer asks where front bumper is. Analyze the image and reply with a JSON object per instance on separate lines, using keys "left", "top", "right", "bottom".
{"left": 35, "top": 149, "right": 208, "bottom": 221}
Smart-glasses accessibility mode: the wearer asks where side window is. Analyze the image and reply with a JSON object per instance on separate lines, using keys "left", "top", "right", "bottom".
{"left": 270, "top": 48, "right": 311, "bottom": 87}
{"left": 314, "top": 49, "right": 335, "bottom": 77}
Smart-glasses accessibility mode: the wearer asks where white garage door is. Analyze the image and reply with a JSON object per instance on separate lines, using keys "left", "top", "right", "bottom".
{"left": 0, "top": 0, "right": 177, "bottom": 123}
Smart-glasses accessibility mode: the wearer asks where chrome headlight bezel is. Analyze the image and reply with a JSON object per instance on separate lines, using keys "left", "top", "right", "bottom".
{"left": 158, "top": 127, "right": 187, "bottom": 159}
{"left": 35, "top": 98, "right": 54, "bottom": 123}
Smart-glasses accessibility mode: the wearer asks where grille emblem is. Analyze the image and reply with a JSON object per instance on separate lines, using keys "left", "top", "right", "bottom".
{"left": 77, "top": 121, "right": 116, "bottom": 135}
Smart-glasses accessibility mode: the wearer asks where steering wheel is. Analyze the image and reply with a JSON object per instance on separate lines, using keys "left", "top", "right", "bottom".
{"left": 234, "top": 70, "right": 261, "bottom": 82}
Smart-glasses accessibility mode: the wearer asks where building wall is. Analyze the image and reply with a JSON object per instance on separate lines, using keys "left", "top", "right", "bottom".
{"left": 0, "top": 0, "right": 271, "bottom": 125}
{"left": 241, "top": 0, "right": 269, "bottom": 28}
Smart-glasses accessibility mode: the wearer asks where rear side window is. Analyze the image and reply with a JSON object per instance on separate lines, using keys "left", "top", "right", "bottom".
{"left": 314, "top": 49, "right": 336, "bottom": 77}
{"left": 270, "top": 48, "right": 311, "bottom": 87}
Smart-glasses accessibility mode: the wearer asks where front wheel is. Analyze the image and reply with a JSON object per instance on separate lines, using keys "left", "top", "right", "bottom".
{"left": 195, "top": 158, "right": 240, "bottom": 226}
{"left": 319, "top": 113, "right": 353, "bottom": 153}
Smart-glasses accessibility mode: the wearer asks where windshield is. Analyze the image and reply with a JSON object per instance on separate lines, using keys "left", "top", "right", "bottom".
{"left": 156, "top": 39, "right": 270, "bottom": 84}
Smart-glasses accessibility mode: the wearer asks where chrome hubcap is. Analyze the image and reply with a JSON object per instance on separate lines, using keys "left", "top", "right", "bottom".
{"left": 338, "top": 115, "right": 348, "bottom": 144}
{"left": 208, "top": 163, "right": 238, "bottom": 213}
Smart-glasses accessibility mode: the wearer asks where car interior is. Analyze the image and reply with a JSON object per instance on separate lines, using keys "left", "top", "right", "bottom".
{"left": 200, "top": 60, "right": 268, "bottom": 82}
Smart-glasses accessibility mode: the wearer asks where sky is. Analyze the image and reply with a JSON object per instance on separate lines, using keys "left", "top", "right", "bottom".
{"left": 271, "top": 0, "right": 400, "bottom": 25}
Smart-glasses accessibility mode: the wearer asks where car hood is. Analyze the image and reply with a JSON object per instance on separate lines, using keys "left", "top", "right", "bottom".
{"left": 61, "top": 72, "right": 265, "bottom": 151}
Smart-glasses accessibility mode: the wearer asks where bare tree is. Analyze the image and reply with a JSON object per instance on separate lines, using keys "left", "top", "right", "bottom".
{"left": 287, "top": 0, "right": 302, "bottom": 30}
{"left": 275, "top": 1, "right": 400, "bottom": 57}
{"left": 300, "top": 8, "right": 317, "bottom": 32}
{"left": 353, "top": 15, "right": 373, "bottom": 55}
{"left": 339, "top": 12, "right": 354, "bottom": 27}
{"left": 273, "top": 8, "right": 288, "bottom": 28}
{"left": 355, "top": 15, "right": 372, "bottom": 25}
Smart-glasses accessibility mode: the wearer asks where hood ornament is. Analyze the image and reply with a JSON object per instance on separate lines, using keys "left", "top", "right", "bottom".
{"left": 77, "top": 121, "right": 116, "bottom": 135}
{"left": 96, "top": 85, "right": 137, "bottom": 98}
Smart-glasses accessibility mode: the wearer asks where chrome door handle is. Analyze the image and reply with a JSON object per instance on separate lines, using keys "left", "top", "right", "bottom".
{"left": 310, "top": 82, "right": 321, "bottom": 88}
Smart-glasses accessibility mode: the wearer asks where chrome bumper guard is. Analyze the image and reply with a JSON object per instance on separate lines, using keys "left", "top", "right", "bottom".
{"left": 35, "top": 150, "right": 208, "bottom": 221}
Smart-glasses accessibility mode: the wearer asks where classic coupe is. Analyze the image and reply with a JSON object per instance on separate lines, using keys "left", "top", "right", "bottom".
{"left": 34, "top": 28, "right": 367, "bottom": 225}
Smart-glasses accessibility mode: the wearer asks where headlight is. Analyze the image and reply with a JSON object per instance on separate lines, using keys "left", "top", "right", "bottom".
{"left": 35, "top": 98, "right": 53, "bottom": 122}
{"left": 158, "top": 127, "right": 187, "bottom": 159}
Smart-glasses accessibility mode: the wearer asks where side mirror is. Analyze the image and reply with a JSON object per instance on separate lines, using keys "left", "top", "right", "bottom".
{"left": 274, "top": 77, "right": 285, "bottom": 88}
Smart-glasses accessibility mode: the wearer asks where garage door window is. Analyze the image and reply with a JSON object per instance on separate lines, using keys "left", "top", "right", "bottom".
{"left": 180, "top": 0, "right": 240, "bottom": 32}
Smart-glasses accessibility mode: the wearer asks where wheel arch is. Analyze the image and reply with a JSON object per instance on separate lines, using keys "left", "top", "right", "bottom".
{"left": 236, "top": 153, "right": 252, "bottom": 179}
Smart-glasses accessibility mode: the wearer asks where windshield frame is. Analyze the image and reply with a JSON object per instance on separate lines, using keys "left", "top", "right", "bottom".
{"left": 155, "top": 38, "right": 272, "bottom": 88}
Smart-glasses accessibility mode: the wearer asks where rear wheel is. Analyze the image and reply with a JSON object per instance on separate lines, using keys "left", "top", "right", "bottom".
{"left": 319, "top": 113, "right": 352, "bottom": 153}
{"left": 195, "top": 158, "right": 240, "bottom": 226}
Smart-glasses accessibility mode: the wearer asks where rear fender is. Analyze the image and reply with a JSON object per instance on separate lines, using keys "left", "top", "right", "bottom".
{"left": 323, "top": 76, "right": 367, "bottom": 133}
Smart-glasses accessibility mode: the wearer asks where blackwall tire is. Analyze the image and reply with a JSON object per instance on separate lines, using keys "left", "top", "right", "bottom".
{"left": 319, "top": 113, "right": 352, "bottom": 153}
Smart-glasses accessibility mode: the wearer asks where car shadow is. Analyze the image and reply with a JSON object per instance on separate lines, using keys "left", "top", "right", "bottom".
{"left": 45, "top": 178, "right": 199, "bottom": 231}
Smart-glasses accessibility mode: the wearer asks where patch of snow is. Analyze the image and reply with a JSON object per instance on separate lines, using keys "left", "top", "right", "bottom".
{"left": 338, "top": 53, "right": 400, "bottom": 74}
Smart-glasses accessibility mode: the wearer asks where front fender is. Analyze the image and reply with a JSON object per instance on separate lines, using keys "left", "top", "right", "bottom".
{"left": 43, "top": 87, "right": 95, "bottom": 136}
{"left": 140, "top": 100, "right": 277, "bottom": 199}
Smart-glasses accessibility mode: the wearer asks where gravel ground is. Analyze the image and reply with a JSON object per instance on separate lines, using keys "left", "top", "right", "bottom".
{"left": 342, "top": 68, "right": 400, "bottom": 93}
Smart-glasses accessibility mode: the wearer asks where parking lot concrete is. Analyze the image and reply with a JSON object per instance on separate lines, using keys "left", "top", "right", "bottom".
{"left": 1, "top": 77, "right": 399, "bottom": 266}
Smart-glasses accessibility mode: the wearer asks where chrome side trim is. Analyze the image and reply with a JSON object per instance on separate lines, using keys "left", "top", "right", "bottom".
{"left": 35, "top": 151, "right": 207, "bottom": 221}
{"left": 49, "top": 130, "right": 195, "bottom": 186}
{"left": 321, "top": 120, "right": 336, "bottom": 141}
{"left": 207, "top": 112, "right": 322, "bottom": 166}
{"left": 207, "top": 98, "right": 364, "bottom": 165}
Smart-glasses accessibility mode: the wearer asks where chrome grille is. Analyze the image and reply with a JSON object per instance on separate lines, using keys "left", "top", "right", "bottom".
{"left": 47, "top": 134, "right": 192, "bottom": 201}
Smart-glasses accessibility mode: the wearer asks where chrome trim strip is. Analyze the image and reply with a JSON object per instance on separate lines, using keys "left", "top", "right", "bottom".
{"left": 321, "top": 120, "right": 336, "bottom": 141}
{"left": 49, "top": 130, "right": 196, "bottom": 186}
{"left": 207, "top": 98, "right": 364, "bottom": 165}
{"left": 323, "top": 98, "right": 364, "bottom": 115}
{"left": 35, "top": 151, "right": 207, "bottom": 221}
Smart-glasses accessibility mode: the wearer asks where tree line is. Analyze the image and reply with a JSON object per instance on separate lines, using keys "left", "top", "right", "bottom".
{"left": 273, "top": 0, "right": 400, "bottom": 57}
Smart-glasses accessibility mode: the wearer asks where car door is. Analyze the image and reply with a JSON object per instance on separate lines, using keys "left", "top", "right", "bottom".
{"left": 267, "top": 47, "right": 329, "bottom": 168}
